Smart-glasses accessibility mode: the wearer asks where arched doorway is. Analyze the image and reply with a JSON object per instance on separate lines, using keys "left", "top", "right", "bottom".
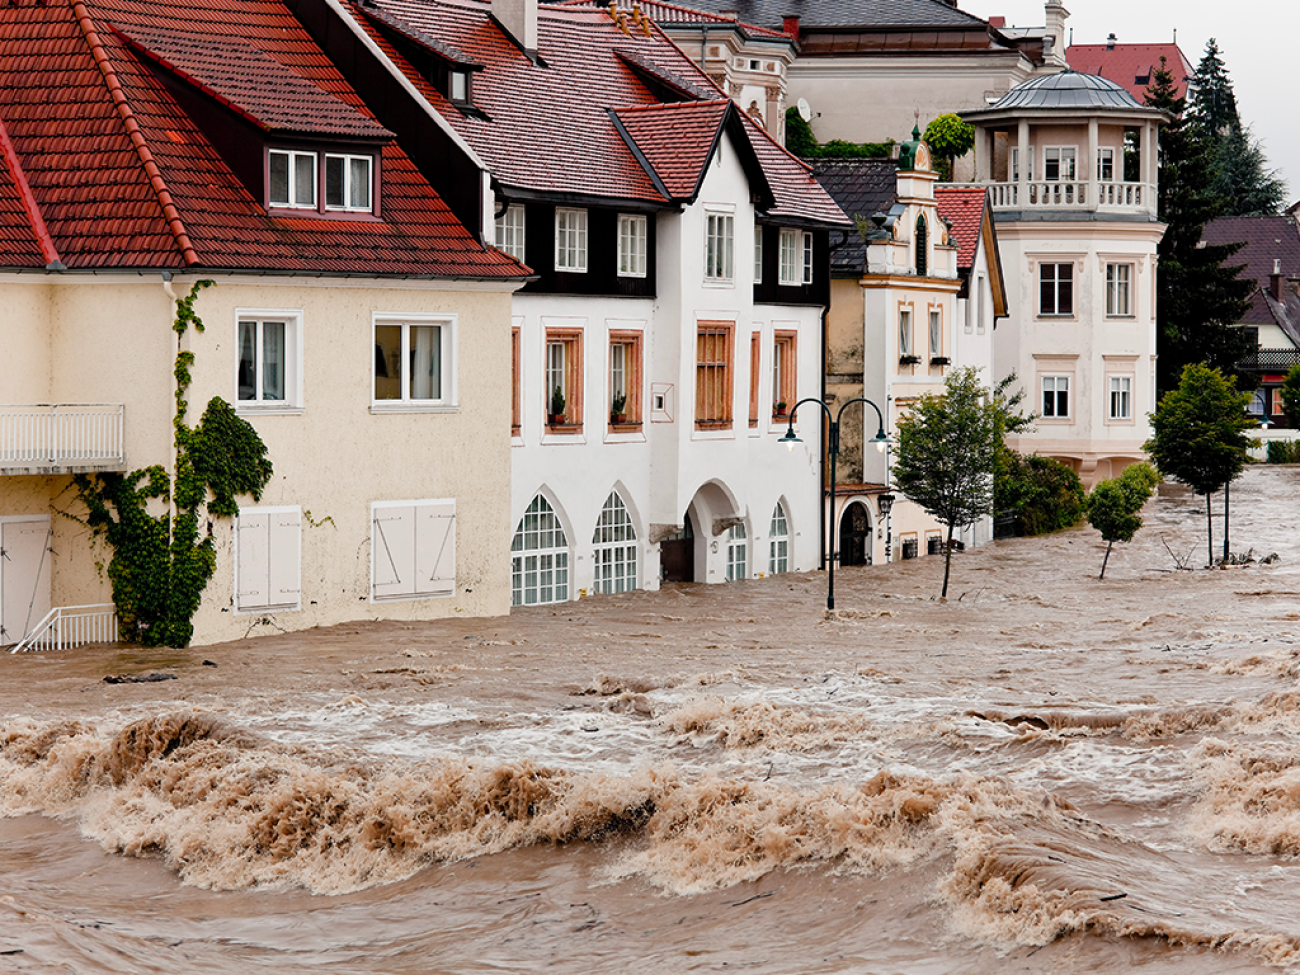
{"left": 839, "top": 501, "right": 872, "bottom": 567}
{"left": 660, "top": 512, "right": 695, "bottom": 582}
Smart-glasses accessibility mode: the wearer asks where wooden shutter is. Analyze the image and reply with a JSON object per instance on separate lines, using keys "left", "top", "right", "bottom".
{"left": 372, "top": 505, "right": 415, "bottom": 599}
{"left": 235, "top": 512, "right": 270, "bottom": 610}
{"left": 268, "top": 509, "right": 301, "bottom": 608}
{"left": 415, "top": 501, "right": 456, "bottom": 595}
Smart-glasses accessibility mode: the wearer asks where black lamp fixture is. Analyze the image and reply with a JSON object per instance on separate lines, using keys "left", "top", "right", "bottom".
{"left": 780, "top": 396, "right": 891, "bottom": 610}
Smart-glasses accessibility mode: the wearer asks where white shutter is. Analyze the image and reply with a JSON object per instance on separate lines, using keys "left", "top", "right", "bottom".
{"left": 236, "top": 512, "right": 270, "bottom": 610}
{"left": 415, "top": 501, "right": 456, "bottom": 595}
{"left": 268, "top": 509, "right": 301, "bottom": 608}
{"left": 372, "top": 505, "right": 415, "bottom": 599}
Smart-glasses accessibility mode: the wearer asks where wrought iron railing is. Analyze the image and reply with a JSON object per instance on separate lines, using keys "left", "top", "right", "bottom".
{"left": 1238, "top": 349, "right": 1300, "bottom": 372}
{"left": 10, "top": 604, "right": 118, "bottom": 653}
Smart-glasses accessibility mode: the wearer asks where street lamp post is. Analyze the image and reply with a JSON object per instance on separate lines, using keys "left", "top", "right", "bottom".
{"left": 780, "top": 396, "right": 890, "bottom": 611}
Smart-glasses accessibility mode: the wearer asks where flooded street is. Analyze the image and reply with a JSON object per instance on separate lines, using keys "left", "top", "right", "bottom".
{"left": 3, "top": 465, "right": 1300, "bottom": 974}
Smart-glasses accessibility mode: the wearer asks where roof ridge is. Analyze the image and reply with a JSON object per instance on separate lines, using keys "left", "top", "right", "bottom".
{"left": 0, "top": 114, "right": 62, "bottom": 267}
{"left": 70, "top": 0, "right": 199, "bottom": 266}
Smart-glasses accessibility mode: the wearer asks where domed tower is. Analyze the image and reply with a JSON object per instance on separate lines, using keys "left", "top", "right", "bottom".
{"left": 962, "top": 71, "right": 1169, "bottom": 486}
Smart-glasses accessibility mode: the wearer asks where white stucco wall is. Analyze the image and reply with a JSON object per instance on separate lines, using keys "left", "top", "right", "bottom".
{"left": 1, "top": 273, "right": 518, "bottom": 647}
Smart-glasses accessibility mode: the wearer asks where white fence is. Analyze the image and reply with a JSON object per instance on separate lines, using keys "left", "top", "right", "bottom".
{"left": 971, "top": 180, "right": 1152, "bottom": 213}
{"left": 11, "top": 604, "right": 118, "bottom": 653}
{"left": 0, "top": 404, "right": 125, "bottom": 470}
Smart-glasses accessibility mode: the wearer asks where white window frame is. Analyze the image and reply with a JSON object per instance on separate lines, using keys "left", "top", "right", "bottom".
{"left": 1097, "top": 147, "right": 1115, "bottom": 181}
{"left": 754, "top": 225, "right": 763, "bottom": 283}
{"left": 449, "top": 70, "right": 469, "bottom": 103}
{"left": 512, "top": 494, "right": 569, "bottom": 606}
{"left": 592, "top": 491, "right": 638, "bottom": 595}
{"left": 371, "top": 313, "right": 457, "bottom": 412}
{"left": 1106, "top": 263, "right": 1133, "bottom": 317}
{"left": 1044, "top": 146, "right": 1077, "bottom": 182}
{"left": 726, "top": 522, "right": 747, "bottom": 581}
{"left": 235, "top": 505, "right": 302, "bottom": 613}
{"left": 555, "top": 208, "right": 588, "bottom": 272}
{"left": 496, "top": 204, "right": 526, "bottom": 262}
{"left": 1108, "top": 375, "right": 1133, "bottom": 420}
{"left": 778, "top": 228, "right": 813, "bottom": 286}
{"left": 1011, "top": 146, "right": 1034, "bottom": 182}
{"left": 1039, "top": 262, "right": 1074, "bottom": 317}
{"left": 705, "top": 209, "right": 735, "bottom": 283}
{"left": 370, "top": 499, "right": 457, "bottom": 601}
{"left": 769, "top": 502, "right": 789, "bottom": 575}
{"left": 269, "top": 149, "right": 317, "bottom": 209}
{"left": 617, "top": 213, "right": 647, "bottom": 278}
{"left": 1247, "top": 389, "right": 1267, "bottom": 416}
{"left": 899, "top": 308, "right": 913, "bottom": 357}
{"left": 929, "top": 309, "right": 942, "bottom": 359}
{"left": 323, "top": 152, "right": 373, "bottom": 212}
{"left": 235, "top": 309, "right": 303, "bottom": 413}
{"left": 1041, "top": 374, "right": 1071, "bottom": 419}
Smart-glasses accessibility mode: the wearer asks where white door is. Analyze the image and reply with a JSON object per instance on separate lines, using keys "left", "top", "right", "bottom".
{"left": 0, "top": 517, "right": 52, "bottom": 646}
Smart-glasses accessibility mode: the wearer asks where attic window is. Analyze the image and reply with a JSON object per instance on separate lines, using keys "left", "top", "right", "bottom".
{"left": 449, "top": 70, "right": 469, "bottom": 103}
{"left": 269, "top": 148, "right": 377, "bottom": 216}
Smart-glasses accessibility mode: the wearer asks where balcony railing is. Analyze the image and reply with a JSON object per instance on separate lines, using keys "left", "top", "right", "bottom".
{"left": 0, "top": 404, "right": 125, "bottom": 474}
{"left": 960, "top": 180, "right": 1154, "bottom": 214}
{"left": 1238, "top": 349, "right": 1300, "bottom": 372}
{"left": 10, "top": 604, "right": 118, "bottom": 653}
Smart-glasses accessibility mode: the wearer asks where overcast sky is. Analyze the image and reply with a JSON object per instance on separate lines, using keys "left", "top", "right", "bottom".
{"left": 963, "top": 0, "right": 1296, "bottom": 208}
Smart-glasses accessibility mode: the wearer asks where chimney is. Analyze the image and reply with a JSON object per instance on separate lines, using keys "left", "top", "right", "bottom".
{"left": 1106, "top": 32, "right": 1116, "bottom": 49}
{"left": 493, "top": 0, "right": 537, "bottom": 56}
{"left": 782, "top": 15, "right": 799, "bottom": 38}
{"left": 988, "top": 15, "right": 1005, "bottom": 27}
{"left": 1043, "top": 1, "right": 1069, "bottom": 65}
{"left": 1271, "top": 259, "right": 1284, "bottom": 300}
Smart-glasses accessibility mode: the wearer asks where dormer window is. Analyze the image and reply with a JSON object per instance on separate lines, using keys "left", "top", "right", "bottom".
{"left": 325, "top": 153, "right": 373, "bottom": 211}
{"left": 449, "top": 70, "right": 469, "bottom": 103}
{"left": 268, "top": 148, "right": 377, "bottom": 216}
{"left": 270, "top": 150, "right": 317, "bottom": 209}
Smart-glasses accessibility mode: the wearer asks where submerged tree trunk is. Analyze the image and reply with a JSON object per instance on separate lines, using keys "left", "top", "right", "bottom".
{"left": 1205, "top": 490, "right": 1214, "bottom": 566}
{"left": 941, "top": 522, "right": 955, "bottom": 598}
{"left": 1099, "top": 539, "right": 1114, "bottom": 580}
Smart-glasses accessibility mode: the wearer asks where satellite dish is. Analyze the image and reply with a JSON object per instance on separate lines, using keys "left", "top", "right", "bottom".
{"left": 796, "top": 98, "right": 812, "bottom": 122}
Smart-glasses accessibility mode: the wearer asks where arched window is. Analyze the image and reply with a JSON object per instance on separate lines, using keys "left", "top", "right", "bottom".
{"left": 592, "top": 492, "right": 637, "bottom": 594}
{"left": 511, "top": 495, "right": 569, "bottom": 606}
{"left": 769, "top": 502, "right": 789, "bottom": 574}
{"left": 915, "top": 215, "right": 928, "bottom": 276}
{"left": 726, "top": 522, "right": 748, "bottom": 581}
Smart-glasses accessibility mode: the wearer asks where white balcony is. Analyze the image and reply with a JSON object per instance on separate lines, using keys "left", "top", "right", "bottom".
{"left": 0, "top": 404, "right": 126, "bottom": 475}
{"left": 962, "top": 180, "right": 1155, "bottom": 216}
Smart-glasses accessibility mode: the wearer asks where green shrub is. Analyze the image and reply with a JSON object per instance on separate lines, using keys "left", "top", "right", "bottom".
{"left": 1265, "top": 439, "right": 1300, "bottom": 463}
{"left": 995, "top": 452, "right": 1086, "bottom": 536}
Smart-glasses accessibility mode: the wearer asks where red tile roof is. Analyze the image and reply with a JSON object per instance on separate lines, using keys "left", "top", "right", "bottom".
{"left": 934, "top": 185, "right": 987, "bottom": 269}
{"left": 0, "top": 0, "right": 526, "bottom": 277}
{"left": 351, "top": 0, "right": 846, "bottom": 225}
{"left": 614, "top": 100, "right": 730, "bottom": 199}
{"left": 0, "top": 115, "right": 56, "bottom": 267}
{"left": 1065, "top": 43, "right": 1194, "bottom": 103}
{"left": 114, "top": 26, "right": 394, "bottom": 139}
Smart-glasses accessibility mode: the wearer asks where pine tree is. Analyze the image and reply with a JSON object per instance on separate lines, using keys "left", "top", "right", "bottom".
{"left": 1145, "top": 57, "right": 1253, "bottom": 395}
{"left": 1188, "top": 39, "right": 1287, "bottom": 216}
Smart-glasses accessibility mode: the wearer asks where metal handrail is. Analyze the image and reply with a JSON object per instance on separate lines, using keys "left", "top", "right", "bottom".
{"left": 11, "top": 604, "right": 118, "bottom": 653}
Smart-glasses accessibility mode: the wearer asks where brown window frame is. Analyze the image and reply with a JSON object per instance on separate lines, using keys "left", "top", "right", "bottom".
{"left": 695, "top": 321, "right": 734, "bottom": 430}
{"left": 511, "top": 326, "right": 521, "bottom": 435}
{"left": 748, "top": 332, "right": 761, "bottom": 428}
{"left": 544, "top": 327, "right": 583, "bottom": 432}
{"left": 607, "top": 330, "right": 644, "bottom": 430}
{"left": 772, "top": 330, "right": 797, "bottom": 419}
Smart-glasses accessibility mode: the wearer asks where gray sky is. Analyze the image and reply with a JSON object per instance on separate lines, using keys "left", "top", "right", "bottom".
{"left": 964, "top": 0, "right": 1296, "bottom": 208}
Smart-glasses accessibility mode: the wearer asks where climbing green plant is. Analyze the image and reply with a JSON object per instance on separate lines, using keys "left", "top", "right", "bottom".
{"left": 73, "top": 281, "right": 273, "bottom": 647}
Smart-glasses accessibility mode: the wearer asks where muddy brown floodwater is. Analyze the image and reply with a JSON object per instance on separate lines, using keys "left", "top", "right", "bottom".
{"left": 3, "top": 465, "right": 1300, "bottom": 974}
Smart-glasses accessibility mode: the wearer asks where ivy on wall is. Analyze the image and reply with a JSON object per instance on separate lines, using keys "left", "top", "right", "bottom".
{"left": 74, "top": 281, "right": 273, "bottom": 647}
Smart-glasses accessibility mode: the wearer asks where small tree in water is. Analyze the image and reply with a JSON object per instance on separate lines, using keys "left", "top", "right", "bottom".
{"left": 892, "top": 367, "right": 997, "bottom": 598}
{"left": 1086, "top": 462, "right": 1160, "bottom": 579}
{"left": 1144, "top": 363, "right": 1252, "bottom": 565}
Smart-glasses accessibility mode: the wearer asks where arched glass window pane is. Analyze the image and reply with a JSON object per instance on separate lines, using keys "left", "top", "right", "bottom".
{"left": 769, "top": 502, "right": 789, "bottom": 575}
{"left": 726, "top": 522, "right": 747, "bottom": 581}
{"left": 511, "top": 495, "right": 569, "bottom": 606}
{"left": 592, "top": 492, "right": 637, "bottom": 594}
